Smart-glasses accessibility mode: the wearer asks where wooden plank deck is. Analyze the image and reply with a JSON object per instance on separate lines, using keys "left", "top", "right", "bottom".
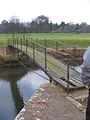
{"left": 12, "top": 45, "right": 85, "bottom": 90}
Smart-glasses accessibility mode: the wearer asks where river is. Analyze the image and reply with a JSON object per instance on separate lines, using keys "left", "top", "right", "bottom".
{"left": 0, "top": 65, "right": 49, "bottom": 120}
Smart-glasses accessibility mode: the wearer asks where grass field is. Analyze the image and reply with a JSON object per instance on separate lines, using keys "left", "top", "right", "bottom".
{"left": 0, "top": 34, "right": 9, "bottom": 46}
{"left": 0, "top": 33, "right": 90, "bottom": 48}
{"left": 30, "top": 33, "right": 90, "bottom": 48}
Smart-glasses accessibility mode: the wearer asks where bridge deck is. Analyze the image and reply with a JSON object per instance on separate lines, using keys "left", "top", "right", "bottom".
{"left": 15, "top": 45, "right": 84, "bottom": 91}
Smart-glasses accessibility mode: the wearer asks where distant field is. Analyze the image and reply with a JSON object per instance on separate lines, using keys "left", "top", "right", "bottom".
{"left": 0, "top": 33, "right": 90, "bottom": 48}
{"left": 0, "top": 34, "right": 9, "bottom": 46}
{"left": 30, "top": 33, "right": 90, "bottom": 48}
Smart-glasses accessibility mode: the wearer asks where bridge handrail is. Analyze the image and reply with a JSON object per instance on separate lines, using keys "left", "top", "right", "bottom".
{"left": 32, "top": 41, "right": 69, "bottom": 58}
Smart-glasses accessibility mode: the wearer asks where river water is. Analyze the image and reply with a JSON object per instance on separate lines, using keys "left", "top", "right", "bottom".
{"left": 0, "top": 65, "right": 49, "bottom": 120}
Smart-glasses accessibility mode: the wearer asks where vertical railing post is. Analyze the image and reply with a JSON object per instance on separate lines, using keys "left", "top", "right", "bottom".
{"left": 26, "top": 39, "right": 28, "bottom": 54}
{"left": 16, "top": 37, "right": 19, "bottom": 60}
{"left": 36, "top": 38, "right": 38, "bottom": 50}
{"left": 73, "top": 46, "right": 76, "bottom": 61}
{"left": 31, "top": 37, "right": 33, "bottom": 48}
{"left": 16, "top": 38, "right": 19, "bottom": 60}
{"left": 17, "top": 38, "right": 18, "bottom": 49}
{"left": 45, "top": 47, "right": 47, "bottom": 72}
{"left": 50, "top": 76, "right": 52, "bottom": 83}
{"left": 33, "top": 42, "right": 35, "bottom": 62}
{"left": 17, "top": 50, "right": 19, "bottom": 61}
{"left": 56, "top": 41, "right": 58, "bottom": 51}
{"left": 15, "top": 38, "right": 16, "bottom": 48}
{"left": 67, "top": 55, "right": 70, "bottom": 93}
{"left": 23, "top": 34, "right": 25, "bottom": 45}
{"left": 13, "top": 37, "right": 14, "bottom": 47}
{"left": 45, "top": 39, "right": 47, "bottom": 47}
{"left": 44, "top": 39, "right": 47, "bottom": 72}
{"left": 12, "top": 38, "right": 14, "bottom": 56}
{"left": 21, "top": 38, "right": 22, "bottom": 51}
{"left": 12, "top": 33, "right": 14, "bottom": 46}
{"left": 14, "top": 38, "right": 15, "bottom": 47}
{"left": 8, "top": 39, "right": 10, "bottom": 45}
{"left": 29, "top": 33, "right": 30, "bottom": 40}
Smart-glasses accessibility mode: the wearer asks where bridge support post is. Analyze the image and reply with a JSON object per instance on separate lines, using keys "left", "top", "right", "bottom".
{"left": 14, "top": 38, "right": 16, "bottom": 47}
{"left": 7, "top": 38, "right": 10, "bottom": 45}
{"left": 17, "top": 38, "right": 18, "bottom": 49}
{"left": 45, "top": 39, "right": 47, "bottom": 47}
{"left": 36, "top": 38, "right": 38, "bottom": 50}
{"left": 26, "top": 39, "right": 28, "bottom": 54}
{"left": 16, "top": 38, "right": 19, "bottom": 60}
{"left": 50, "top": 77, "right": 52, "bottom": 83}
{"left": 56, "top": 41, "right": 58, "bottom": 51}
{"left": 13, "top": 38, "right": 14, "bottom": 47}
{"left": 73, "top": 47, "right": 76, "bottom": 61}
{"left": 67, "top": 55, "right": 70, "bottom": 93}
{"left": 17, "top": 50, "right": 19, "bottom": 61}
{"left": 45, "top": 47, "right": 47, "bottom": 72}
{"left": 12, "top": 39, "right": 15, "bottom": 56}
{"left": 33, "top": 42, "right": 35, "bottom": 62}
{"left": 31, "top": 37, "right": 33, "bottom": 48}
{"left": 21, "top": 38, "right": 22, "bottom": 51}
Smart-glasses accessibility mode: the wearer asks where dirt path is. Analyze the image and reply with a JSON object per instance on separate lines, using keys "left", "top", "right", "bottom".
{"left": 15, "top": 83, "right": 85, "bottom": 120}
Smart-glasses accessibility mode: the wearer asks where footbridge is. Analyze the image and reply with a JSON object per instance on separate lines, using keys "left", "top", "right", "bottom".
{"left": 8, "top": 38, "right": 84, "bottom": 92}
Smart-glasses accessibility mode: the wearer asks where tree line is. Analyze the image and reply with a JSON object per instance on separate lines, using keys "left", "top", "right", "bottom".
{"left": 0, "top": 15, "right": 90, "bottom": 33}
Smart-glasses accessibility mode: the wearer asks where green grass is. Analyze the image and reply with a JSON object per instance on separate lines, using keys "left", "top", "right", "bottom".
{"left": 30, "top": 33, "right": 90, "bottom": 48}
{"left": 0, "top": 33, "right": 90, "bottom": 48}
{"left": 0, "top": 34, "right": 10, "bottom": 46}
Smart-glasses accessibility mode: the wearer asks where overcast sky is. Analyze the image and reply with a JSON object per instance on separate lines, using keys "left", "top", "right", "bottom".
{"left": 0, "top": 0, "right": 90, "bottom": 24}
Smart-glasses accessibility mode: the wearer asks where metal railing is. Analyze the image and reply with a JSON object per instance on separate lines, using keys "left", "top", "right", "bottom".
{"left": 8, "top": 37, "right": 71, "bottom": 92}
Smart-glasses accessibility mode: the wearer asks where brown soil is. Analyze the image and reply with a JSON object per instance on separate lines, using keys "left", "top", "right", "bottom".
{"left": 47, "top": 48, "right": 85, "bottom": 59}
{"left": 47, "top": 48, "right": 85, "bottom": 66}
{"left": 0, "top": 47, "right": 18, "bottom": 66}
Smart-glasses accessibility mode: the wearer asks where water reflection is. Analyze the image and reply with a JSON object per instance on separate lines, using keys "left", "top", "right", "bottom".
{"left": 10, "top": 78, "right": 24, "bottom": 114}
{"left": 0, "top": 66, "right": 49, "bottom": 120}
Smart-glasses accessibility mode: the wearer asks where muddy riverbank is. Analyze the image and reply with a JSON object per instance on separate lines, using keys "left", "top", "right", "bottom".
{"left": 0, "top": 47, "right": 18, "bottom": 66}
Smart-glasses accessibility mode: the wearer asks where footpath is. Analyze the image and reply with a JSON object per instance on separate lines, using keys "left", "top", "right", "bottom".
{"left": 15, "top": 83, "right": 87, "bottom": 120}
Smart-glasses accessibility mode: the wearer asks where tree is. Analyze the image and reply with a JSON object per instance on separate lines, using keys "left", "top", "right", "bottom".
{"left": 30, "top": 15, "right": 50, "bottom": 32}
{"left": 49, "top": 22, "right": 53, "bottom": 32}
{"left": 0, "top": 15, "right": 90, "bottom": 33}
{"left": 79, "top": 22, "right": 87, "bottom": 33}
{"left": 52, "top": 23, "right": 59, "bottom": 31}
{"left": 86, "top": 25, "right": 90, "bottom": 33}
{"left": 1, "top": 20, "right": 9, "bottom": 33}
{"left": 0, "top": 17, "right": 26, "bottom": 33}
{"left": 63, "top": 23, "right": 75, "bottom": 32}
{"left": 75, "top": 23, "right": 80, "bottom": 33}
{"left": 60, "top": 21, "right": 65, "bottom": 32}
{"left": 9, "top": 16, "right": 21, "bottom": 33}
{"left": 30, "top": 20, "right": 38, "bottom": 32}
{"left": 25, "top": 22, "right": 31, "bottom": 33}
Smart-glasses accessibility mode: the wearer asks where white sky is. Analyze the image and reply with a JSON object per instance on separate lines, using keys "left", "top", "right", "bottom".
{"left": 0, "top": 0, "right": 90, "bottom": 24}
